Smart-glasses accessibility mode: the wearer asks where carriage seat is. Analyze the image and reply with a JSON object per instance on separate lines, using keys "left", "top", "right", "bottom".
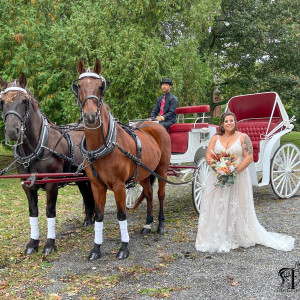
{"left": 237, "top": 119, "right": 282, "bottom": 162}
{"left": 169, "top": 105, "right": 210, "bottom": 153}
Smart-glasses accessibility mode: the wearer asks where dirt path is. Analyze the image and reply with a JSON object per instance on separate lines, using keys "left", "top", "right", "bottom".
{"left": 38, "top": 184, "right": 300, "bottom": 299}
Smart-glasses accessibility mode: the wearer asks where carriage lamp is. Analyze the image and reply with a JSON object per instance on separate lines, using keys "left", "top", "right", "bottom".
{"left": 199, "top": 128, "right": 210, "bottom": 142}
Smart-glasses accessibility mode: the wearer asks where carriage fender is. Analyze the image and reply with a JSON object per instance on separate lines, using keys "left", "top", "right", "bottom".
{"left": 259, "top": 128, "right": 292, "bottom": 186}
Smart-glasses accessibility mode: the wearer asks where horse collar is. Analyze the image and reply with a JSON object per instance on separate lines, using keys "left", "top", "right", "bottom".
{"left": 80, "top": 112, "right": 117, "bottom": 161}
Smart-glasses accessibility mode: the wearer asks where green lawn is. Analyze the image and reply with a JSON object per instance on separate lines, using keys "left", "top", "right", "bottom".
{"left": 281, "top": 131, "right": 300, "bottom": 149}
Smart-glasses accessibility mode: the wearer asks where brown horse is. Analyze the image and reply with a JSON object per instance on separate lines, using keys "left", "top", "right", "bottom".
{"left": 0, "top": 73, "right": 95, "bottom": 255}
{"left": 73, "top": 58, "right": 171, "bottom": 260}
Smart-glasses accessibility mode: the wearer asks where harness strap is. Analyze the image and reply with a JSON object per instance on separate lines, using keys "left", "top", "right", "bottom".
{"left": 115, "top": 143, "right": 191, "bottom": 186}
{"left": 80, "top": 112, "right": 117, "bottom": 161}
{"left": 90, "top": 163, "right": 108, "bottom": 190}
{"left": 14, "top": 114, "right": 49, "bottom": 167}
{"left": 119, "top": 124, "right": 142, "bottom": 188}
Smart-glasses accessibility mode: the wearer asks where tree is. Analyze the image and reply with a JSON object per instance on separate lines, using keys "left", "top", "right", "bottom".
{"left": 0, "top": 0, "right": 220, "bottom": 127}
{"left": 209, "top": 0, "right": 300, "bottom": 126}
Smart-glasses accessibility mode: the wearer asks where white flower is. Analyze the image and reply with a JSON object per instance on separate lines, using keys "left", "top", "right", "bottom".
{"left": 218, "top": 157, "right": 228, "bottom": 168}
{"left": 218, "top": 170, "right": 225, "bottom": 176}
{"left": 229, "top": 165, "right": 235, "bottom": 172}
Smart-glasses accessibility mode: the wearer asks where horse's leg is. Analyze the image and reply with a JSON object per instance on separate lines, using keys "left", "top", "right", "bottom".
{"left": 43, "top": 184, "right": 58, "bottom": 255}
{"left": 88, "top": 184, "right": 106, "bottom": 261}
{"left": 139, "top": 176, "right": 154, "bottom": 235}
{"left": 24, "top": 188, "right": 39, "bottom": 254}
{"left": 114, "top": 183, "right": 130, "bottom": 259}
{"left": 156, "top": 176, "right": 167, "bottom": 234}
{"left": 76, "top": 181, "right": 95, "bottom": 226}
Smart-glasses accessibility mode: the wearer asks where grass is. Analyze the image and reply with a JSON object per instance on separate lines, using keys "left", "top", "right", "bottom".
{"left": 0, "top": 144, "right": 13, "bottom": 156}
{"left": 281, "top": 131, "right": 300, "bottom": 149}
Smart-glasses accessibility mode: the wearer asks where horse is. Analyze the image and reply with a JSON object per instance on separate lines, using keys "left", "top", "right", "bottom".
{"left": 0, "top": 73, "right": 95, "bottom": 255}
{"left": 72, "top": 58, "right": 171, "bottom": 260}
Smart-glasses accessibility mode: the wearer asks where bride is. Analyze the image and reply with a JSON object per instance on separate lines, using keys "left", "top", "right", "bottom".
{"left": 195, "top": 112, "right": 294, "bottom": 253}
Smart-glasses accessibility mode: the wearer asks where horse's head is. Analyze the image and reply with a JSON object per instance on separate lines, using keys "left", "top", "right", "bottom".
{"left": 72, "top": 58, "right": 106, "bottom": 128}
{"left": 0, "top": 73, "right": 32, "bottom": 143}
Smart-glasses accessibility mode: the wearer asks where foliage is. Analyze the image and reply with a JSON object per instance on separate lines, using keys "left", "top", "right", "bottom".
{"left": 210, "top": 0, "right": 300, "bottom": 125}
{"left": 0, "top": 0, "right": 219, "bottom": 126}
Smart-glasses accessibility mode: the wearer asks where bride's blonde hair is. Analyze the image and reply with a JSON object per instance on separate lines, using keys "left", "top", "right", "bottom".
{"left": 218, "top": 112, "right": 237, "bottom": 135}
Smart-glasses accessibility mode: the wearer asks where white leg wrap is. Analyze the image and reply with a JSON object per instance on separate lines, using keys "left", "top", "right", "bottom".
{"left": 119, "top": 220, "right": 130, "bottom": 243}
{"left": 30, "top": 217, "right": 39, "bottom": 240}
{"left": 94, "top": 221, "right": 103, "bottom": 245}
{"left": 47, "top": 218, "right": 56, "bottom": 239}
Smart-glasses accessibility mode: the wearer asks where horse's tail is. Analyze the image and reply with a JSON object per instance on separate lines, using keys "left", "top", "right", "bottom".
{"left": 150, "top": 174, "right": 156, "bottom": 186}
{"left": 130, "top": 175, "right": 157, "bottom": 212}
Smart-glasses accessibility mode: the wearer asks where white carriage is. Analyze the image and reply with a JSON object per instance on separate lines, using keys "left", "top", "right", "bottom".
{"left": 127, "top": 92, "right": 300, "bottom": 214}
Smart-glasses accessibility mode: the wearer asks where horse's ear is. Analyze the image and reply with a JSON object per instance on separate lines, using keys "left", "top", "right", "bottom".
{"left": 19, "top": 72, "right": 27, "bottom": 88}
{"left": 0, "top": 77, "right": 7, "bottom": 90}
{"left": 93, "top": 59, "right": 101, "bottom": 75}
{"left": 77, "top": 58, "right": 86, "bottom": 74}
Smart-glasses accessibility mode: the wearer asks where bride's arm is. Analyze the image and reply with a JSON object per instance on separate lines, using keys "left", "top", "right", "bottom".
{"left": 236, "top": 133, "right": 253, "bottom": 173}
{"left": 206, "top": 135, "right": 218, "bottom": 165}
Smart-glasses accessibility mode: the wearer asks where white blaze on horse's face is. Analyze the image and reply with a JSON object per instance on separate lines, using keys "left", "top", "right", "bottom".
{"left": 1, "top": 91, "right": 28, "bottom": 141}
{"left": 78, "top": 74, "right": 103, "bottom": 127}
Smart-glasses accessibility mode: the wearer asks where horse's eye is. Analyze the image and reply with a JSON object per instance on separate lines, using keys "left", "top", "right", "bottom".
{"left": 22, "top": 98, "right": 27, "bottom": 104}
{"left": 0, "top": 100, "right": 4, "bottom": 111}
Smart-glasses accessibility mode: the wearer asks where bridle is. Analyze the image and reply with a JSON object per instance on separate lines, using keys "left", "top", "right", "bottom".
{"left": 71, "top": 72, "right": 117, "bottom": 169}
{"left": 71, "top": 72, "right": 106, "bottom": 130}
{"left": 0, "top": 86, "right": 31, "bottom": 147}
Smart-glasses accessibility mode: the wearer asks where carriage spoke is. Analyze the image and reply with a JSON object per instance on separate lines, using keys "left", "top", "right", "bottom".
{"left": 287, "top": 178, "right": 292, "bottom": 196}
{"left": 273, "top": 172, "right": 285, "bottom": 182}
{"left": 289, "top": 149, "right": 297, "bottom": 166}
{"left": 279, "top": 176, "right": 287, "bottom": 196}
{"left": 290, "top": 172, "right": 300, "bottom": 181}
{"left": 291, "top": 160, "right": 300, "bottom": 169}
{"left": 273, "top": 161, "right": 284, "bottom": 169}
{"left": 275, "top": 173, "right": 286, "bottom": 192}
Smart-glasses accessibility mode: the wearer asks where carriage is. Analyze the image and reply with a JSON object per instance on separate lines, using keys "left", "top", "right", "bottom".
{"left": 126, "top": 92, "right": 300, "bottom": 214}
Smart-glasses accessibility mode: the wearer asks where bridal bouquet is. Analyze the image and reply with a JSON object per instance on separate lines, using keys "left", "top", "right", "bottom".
{"left": 210, "top": 150, "right": 238, "bottom": 188}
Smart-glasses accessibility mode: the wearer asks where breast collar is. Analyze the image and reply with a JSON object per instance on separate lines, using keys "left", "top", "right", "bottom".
{"left": 13, "top": 112, "right": 49, "bottom": 167}
{"left": 80, "top": 112, "right": 117, "bottom": 162}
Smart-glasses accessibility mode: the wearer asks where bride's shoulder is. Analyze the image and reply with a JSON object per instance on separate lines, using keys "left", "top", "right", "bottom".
{"left": 211, "top": 134, "right": 219, "bottom": 141}
{"left": 236, "top": 131, "right": 249, "bottom": 139}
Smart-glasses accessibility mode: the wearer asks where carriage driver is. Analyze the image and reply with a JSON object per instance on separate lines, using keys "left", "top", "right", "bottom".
{"left": 149, "top": 78, "right": 178, "bottom": 131}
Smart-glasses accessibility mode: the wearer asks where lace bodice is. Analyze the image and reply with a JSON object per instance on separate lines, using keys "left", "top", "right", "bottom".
{"left": 215, "top": 135, "right": 243, "bottom": 163}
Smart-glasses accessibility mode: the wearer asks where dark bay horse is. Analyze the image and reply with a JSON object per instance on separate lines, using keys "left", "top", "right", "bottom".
{"left": 73, "top": 58, "right": 171, "bottom": 260}
{"left": 0, "top": 73, "right": 95, "bottom": 255}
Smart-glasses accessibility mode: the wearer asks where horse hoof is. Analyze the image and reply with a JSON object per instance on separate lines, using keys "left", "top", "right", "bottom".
{"left": 157, "top": 225, "right": 166, "bottom": 234}
{"left": 116, "top": 242, "right": 129, "bottom": 259}
{"left": 140, "top": 227, "right": 151, "bottom": 235}
{"left": 88, "top": 244, "right": 101, "bottom": 261}
{"left": 43, "top": 239, "right": 56, "bottom": 255}
{"left": 116, "top": 249, "right": 130, "bottom": 259}
{"left": 83, "top": 219, "right": 94, "bottom": 227}
{"left": 88, "top": 251, "right": 101, "bottom": 261}
{"left": 25, "top": 239, "right": 39, "bottom": 255}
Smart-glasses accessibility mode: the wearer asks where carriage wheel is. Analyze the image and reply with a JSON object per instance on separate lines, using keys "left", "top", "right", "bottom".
{"left": 126, "top": 184, "right": 142, "bottom": 209}
{"left": 192, "top": 158, "right": 210, "bottom": 215}
{"left": 271, "top": 143, "right": 300, "bottom": 198}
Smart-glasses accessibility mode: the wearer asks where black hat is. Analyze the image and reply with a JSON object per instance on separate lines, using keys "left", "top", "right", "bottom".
{"left": 160, "top": 78, "right": 173, "bottom": 85}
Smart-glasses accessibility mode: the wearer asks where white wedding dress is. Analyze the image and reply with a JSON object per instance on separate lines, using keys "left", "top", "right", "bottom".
{"left": 195, "top": 135, "right": 295, "bottom": 253}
